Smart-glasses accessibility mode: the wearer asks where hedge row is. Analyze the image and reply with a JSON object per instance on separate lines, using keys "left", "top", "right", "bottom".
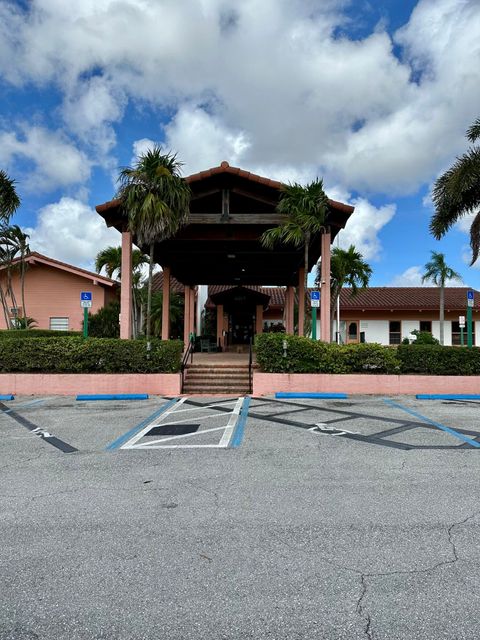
{"left": 0, "top": 337, "right": 183, "bottom": 373}
{"left": 255, "top": 333, "right": 480, "bottom": 376}
{"left": 0, "top": 329, "right": 82, "bottom": 339}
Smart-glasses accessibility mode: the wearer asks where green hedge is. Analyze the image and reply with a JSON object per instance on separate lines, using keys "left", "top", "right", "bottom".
{"left": 255, "top": 334, "right": 480, "bottom": 376}
{"left": 397, "top": 344, "right": 480, "bottom": 375}
{"left": 0, "top": 337, "right": 183, "bottom": 373}
{"left": 0, "top": 329, "right": 82, "bottom": 339}
{"left": 254, "top": 334, "right": 400, "bottom": 374}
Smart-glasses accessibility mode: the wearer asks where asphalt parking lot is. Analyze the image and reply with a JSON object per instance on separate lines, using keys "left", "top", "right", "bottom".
{"left": 1, "top": 394, "right": 480, "bottom": 639}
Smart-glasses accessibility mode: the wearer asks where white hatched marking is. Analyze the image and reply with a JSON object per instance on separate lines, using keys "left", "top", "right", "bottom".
{"left": 121, "top": 396, "right": 244, "bottom": 450}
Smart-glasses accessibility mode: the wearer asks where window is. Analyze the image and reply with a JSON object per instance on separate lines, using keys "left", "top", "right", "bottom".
{"left": 389, "top": 321, "right": 401, "bottom": 345}
{"left": 419, "top": 320, "right": 432, "bottom": 333}
{"left": 50, "top": 317, "right": 69, "bottom": 331}
{"left": 452, "top": 321, "right": 474, "bottom": 346}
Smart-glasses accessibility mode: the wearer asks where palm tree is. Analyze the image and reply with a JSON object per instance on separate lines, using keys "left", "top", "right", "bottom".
{"left": 117, "top": 147, "right": 191, "bottom": 346}
{"left": 316, "top": 244, "right": 372, "bottom": 330}
{"left": 0, "top": 170, "right": 20, "bottom": 225}
{"left": 261, "top": 179, "right": 329, "bottom": 332}
{"left": 430, "top": 117, "right": 480, "bottom": 264}
{"left": 95, "top": 245, "right": 149, "bottom": 338}
{"left": 149, "top": 291, "right": 184, "bottom": 338}
{"left": 2, "top": 225, "right": 30, "bottom": 324}
{"left": 421, "top": 251, "right": 461, "bottom": 345}
{"left": 95, "top": 245, "right": 148, "bottom": 280}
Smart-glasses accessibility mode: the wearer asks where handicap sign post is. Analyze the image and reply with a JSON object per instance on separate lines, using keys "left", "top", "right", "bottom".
{"left": 80, "top": 292, "right": 92, "bottom": 338}
{"left": 310, "top": 291, "right": 320, "bottom": 340}
{"left": 467, "top": 291, "right": 474, "bottom": 348}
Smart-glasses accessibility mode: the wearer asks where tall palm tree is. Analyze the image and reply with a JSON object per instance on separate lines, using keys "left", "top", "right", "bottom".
{"left": 95, "top": 245, "right": 149, "bottom": 338}
{"left": 261, "top": 179, "right": 329, "bottom": 332}
{"left": 2, "top": 225, "right": 30, "bottom": 324}
{"left": 316, "top": 244, "right": 372, "bottom": 328}
{"left": 149, "top": 291, "right": 184, "bottom": 339}
{"left": 421, "top": 251, "right": 461, "bottom": 345}
{"left": 430, "top": 117, "right": 480, "bottom": 264}
{"left": 0, "top": 170, "right": 20, "bottom": 225}
{"left": 117, "top": 147, "right": 191, "bottom": 346}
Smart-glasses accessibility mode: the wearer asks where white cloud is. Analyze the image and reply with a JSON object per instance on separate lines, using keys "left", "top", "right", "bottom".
{"left": 25, "top": 197, "right": 119, "bottom": 270}
{"left": 164, "top": 106, "right": 250, "bottom": 175}
{"left": 389, "top": 266, "right": 428, "bottom": 287}
{"left": 329, "top": 188, "right": 396, "bottom": 261}
{"left": 0, "top": 126, "right": 91, "bottom": 192}
{"left": 389, "top": 264, "right": 465, "bottom": 286}
{"left": 0, "top": 0, "right": 478, "bottom": 200}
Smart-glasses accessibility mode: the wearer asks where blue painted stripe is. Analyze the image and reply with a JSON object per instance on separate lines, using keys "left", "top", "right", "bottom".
{"left": 105, "top": 397, "right": 178, "bottom": 451}
{"left": 383, "top": 398, "right": 480, "bottom": 448}
{"left": 230, "top": 396, "right": 251, "bottom": 448}
{"left": 0, "top": 394, "right": 14, "bottom": 401}
{"left": 417, "top": 394, "right": 480, "bottom": 401}
{"left": 76, "top": 394, "right": 149, "bottom": 401}
{"left": 275, "top": 392, "right": 348, "bottom": 399}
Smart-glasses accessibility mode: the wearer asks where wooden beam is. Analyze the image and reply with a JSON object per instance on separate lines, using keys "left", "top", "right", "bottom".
{"left": 187, "top": 213, "right": 286, "bottom": 224}
{"left": 231, "top": 187, "right": 278, "bottom": 206}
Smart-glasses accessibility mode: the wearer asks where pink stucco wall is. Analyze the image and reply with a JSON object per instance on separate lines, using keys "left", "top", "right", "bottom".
{"left": 0, "top": 373, "right": 181, "bottom": 396}
{"left": 0, "top": 263, "right": 115, "bottom": 331}
{"left": 253, "top": 373, "right": 480, "bottom": 396}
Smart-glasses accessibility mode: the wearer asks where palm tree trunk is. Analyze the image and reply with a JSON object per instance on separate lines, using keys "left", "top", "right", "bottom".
{"left": 146, "top": 243, "right": 154, "bottom": 349}
{"left": 21, "top": 259, "right": 27, "bottom": 327}
{"left": 0, "top": 284, "right": 10, "bottom": 328}
{"left": 439, "top": 285, "right": 445, "bottom": 345}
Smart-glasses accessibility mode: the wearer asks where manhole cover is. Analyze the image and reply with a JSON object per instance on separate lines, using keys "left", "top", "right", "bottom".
{"left": 147, "top": 423, "right": 200, "bottom": 436}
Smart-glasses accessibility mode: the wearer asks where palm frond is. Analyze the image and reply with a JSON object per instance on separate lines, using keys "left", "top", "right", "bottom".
{"left": 469, "top": 211, "right": 480, "bottom": 265}
{"left": 467, "top": 118, "right": 480, "bottom": 144}
{"left": 0, "top": 170, "right": 21, "bottom": 224}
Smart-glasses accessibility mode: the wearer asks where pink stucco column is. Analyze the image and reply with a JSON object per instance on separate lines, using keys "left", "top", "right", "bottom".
{"left": 297, "top": 267, "right": 305, "bottom": 337}
{"left": 189, "top": 287, "right": 196, "bottom": 336}
{"left": 256, "top": 304, "right": 263, "bottom": 335}
{"left": 320, "top": 231, "right": 331, "bottom": 342}
{"left": 285, "top": 286, "right": 294, "bottom": 334}
{"left": 216, "top": 304, "right": 224, "bottom": 348}
{"left": 183, "top": 285, "right": 191, "bottom": 348}
{"left": 161, "top": 266, "right": 170, "bottom": 341}
{"left": 120, "top": 230, "right": 132, "bottom": 340}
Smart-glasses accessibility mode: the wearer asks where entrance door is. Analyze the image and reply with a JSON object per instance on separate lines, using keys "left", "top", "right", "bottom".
{"left": 230, "top": 310, "right": 254, "bottom": 344}
{"left": 347, "top": 321, "right": 359, "bottom": 344}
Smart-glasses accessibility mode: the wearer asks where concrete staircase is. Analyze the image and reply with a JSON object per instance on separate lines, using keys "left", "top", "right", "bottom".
{"left": 182, "top": 363, "right": 253, "bottom": 395}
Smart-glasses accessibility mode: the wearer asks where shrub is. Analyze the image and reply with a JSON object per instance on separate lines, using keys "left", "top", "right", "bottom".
{"left": 342, "top": 342, "right": 400, "bottom": 374}
{"left": 88, "top": 301, "right": 120, "bottom": 338}
{"left": 409, "top": 330, "right": 440, "bottom": 345}
{"left": 0, "top": 337, "right": 183, "bottom": 373}
{"left": 397, "top": 344, "right": 480, "bottom": 375}
{"left": 0, "top": 329, "right": 82, "bottom": 338}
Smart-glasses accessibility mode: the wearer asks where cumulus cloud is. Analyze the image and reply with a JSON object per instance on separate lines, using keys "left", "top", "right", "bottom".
{"left": 25, "top": 197, "right": 119, "bottom": 270}
{"left": 0, "top": 126, "right": 91, "bottom": 191}
{"left": 389, "top": 265, "right": 465, "bottom": 286}
{"left": 0, "top": 0, "right": 478, "bottom": 199}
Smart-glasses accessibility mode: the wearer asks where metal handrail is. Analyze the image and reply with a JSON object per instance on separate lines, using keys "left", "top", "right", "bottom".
{"left": 180, "top": 338, "right": 195, "bottom": 393}
{"left": 248, "top": 337, "right": 253, "bottom": 394}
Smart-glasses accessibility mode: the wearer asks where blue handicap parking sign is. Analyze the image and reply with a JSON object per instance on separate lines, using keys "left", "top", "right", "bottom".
{"left": 467, "top": 290, "right": 474, "bottom": 300}
{"left": 310, "top": 291, "right": 320, "bottom": 301}
{"left": 81, "top": 292, "right": 92, "bottom": 301}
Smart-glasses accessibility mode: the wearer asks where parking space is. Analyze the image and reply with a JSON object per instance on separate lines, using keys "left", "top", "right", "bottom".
{"left": 2, "top": 393, "right": 480, "bottom": 639}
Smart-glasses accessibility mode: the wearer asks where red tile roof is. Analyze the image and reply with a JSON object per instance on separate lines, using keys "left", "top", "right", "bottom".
{"left": 95, "top": 162, "right": 354, "bottom": 215}
{"left": 151, "top": 271, "right": 186, "bottom": 294}
{"left": 339, "top": 287, "right": 480, "bottom": 311}
{"left": 2, "top": 252, "right": 117, "bottom": 287}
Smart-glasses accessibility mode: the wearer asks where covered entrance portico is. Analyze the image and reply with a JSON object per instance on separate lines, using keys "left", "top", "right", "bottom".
{"left": 95, "top": 162, "right": 354, "bottom": 345}
{"left": 209, "top": 285, "right": 270, "bottom": 350}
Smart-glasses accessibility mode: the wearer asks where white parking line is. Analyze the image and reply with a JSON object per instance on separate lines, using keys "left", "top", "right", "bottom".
{"left": 121, "top": 396, "right": 244, "bottom": 450}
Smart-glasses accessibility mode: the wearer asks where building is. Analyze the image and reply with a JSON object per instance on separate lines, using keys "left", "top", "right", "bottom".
{"left": 337, "top": 287, "right": 480, "bottom": 346}
{"left": 96, "top": 162, "right": 355, "bottom": 346}
{"left": 0, "top": 252, "right": 118, "bottom": 331}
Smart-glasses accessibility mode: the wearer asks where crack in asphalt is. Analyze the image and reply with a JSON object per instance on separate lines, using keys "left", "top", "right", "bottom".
{"left": 356, "top": 574, "right": 373, "bottom": 640}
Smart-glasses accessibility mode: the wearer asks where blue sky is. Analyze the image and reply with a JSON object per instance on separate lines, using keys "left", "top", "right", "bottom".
{"left": 0, "top": 0, "right": 479, "bottom": 287}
